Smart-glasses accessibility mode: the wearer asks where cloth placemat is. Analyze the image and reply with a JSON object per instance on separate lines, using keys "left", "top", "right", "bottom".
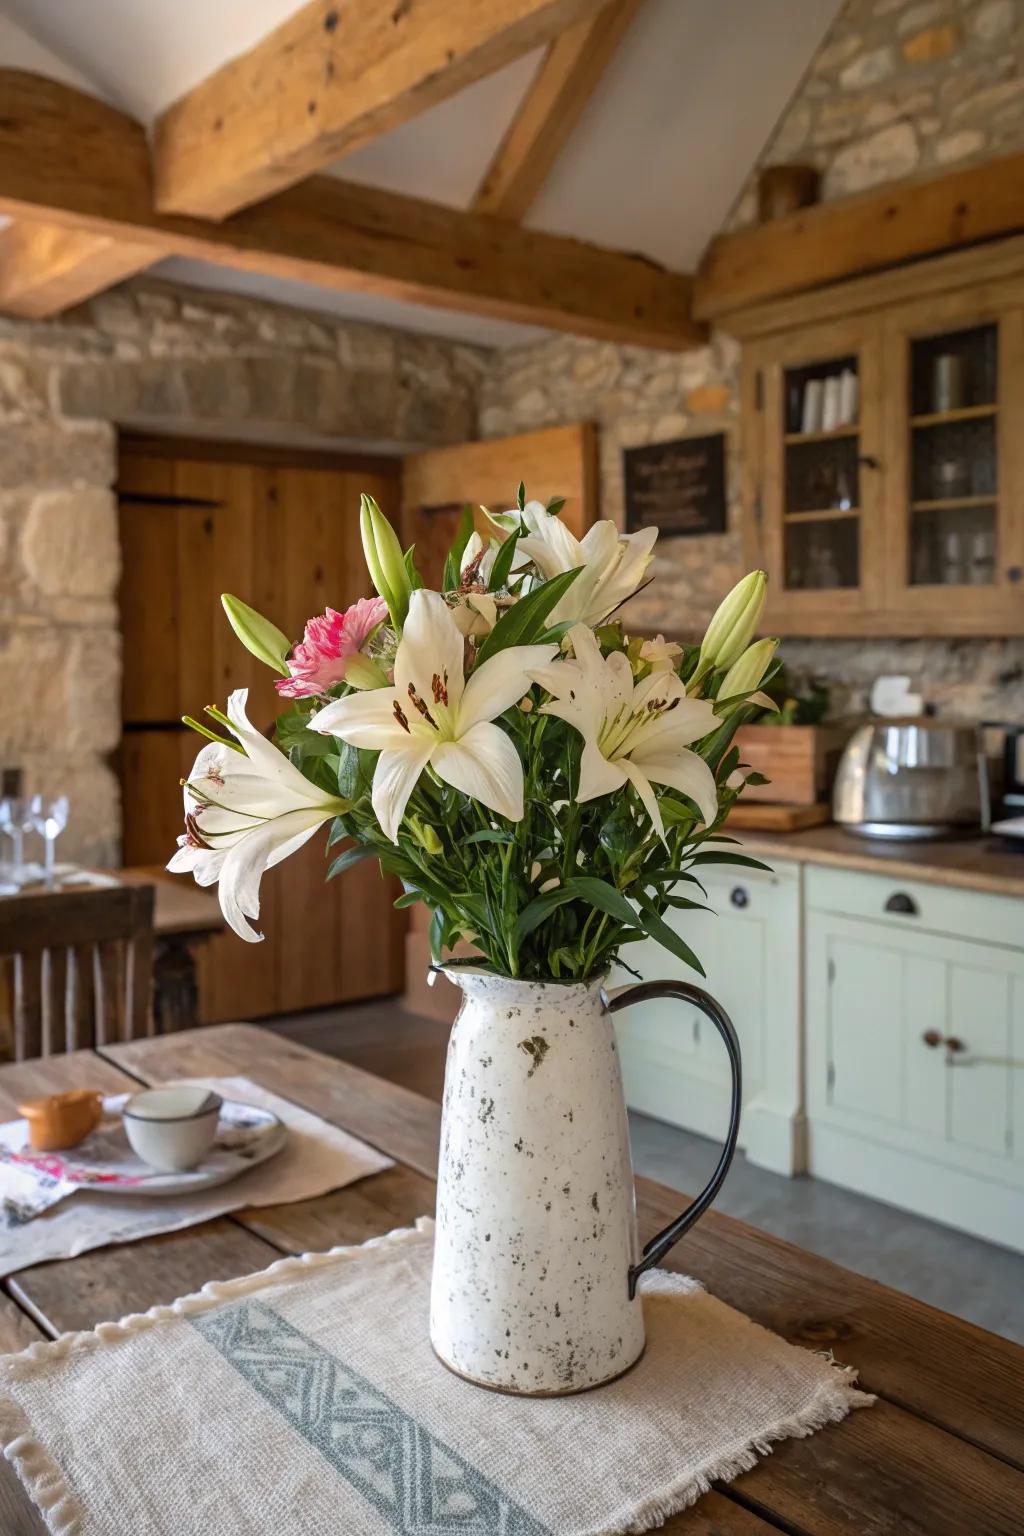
{"left": 0, "top": 1219, "right": 872, "bottom": 1536}
{"left": 0, "top": 1077, "right": 392, "bottom": 1276}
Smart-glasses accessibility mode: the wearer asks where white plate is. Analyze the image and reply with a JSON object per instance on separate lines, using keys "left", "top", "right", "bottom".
{"left": 37, "top": 1100, "right": 288, "bottom": 1198}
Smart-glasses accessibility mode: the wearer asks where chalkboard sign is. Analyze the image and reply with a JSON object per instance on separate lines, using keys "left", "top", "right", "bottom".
{"left": 623, "top": 433, "right": 726, "bottom": 538}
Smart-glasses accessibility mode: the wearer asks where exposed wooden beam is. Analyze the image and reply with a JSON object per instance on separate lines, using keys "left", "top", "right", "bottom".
{"left": 153, "top": 0, "right": 619, "bottom": 220}
{"left": 472, "top": 0, "right": 644, "bottom": 222}
{"left": 0, "top": 219, "right": 155, "bottom": 318}
{"left": 695, "top": 149, "right": 1024, "bottom": 321}
{"left": 0, "top": 71, "right": 702, "bottom": 349}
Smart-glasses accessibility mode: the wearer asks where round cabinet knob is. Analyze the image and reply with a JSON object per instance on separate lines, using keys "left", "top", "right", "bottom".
{"left": 730, "top": 886, "right": 749, "bottom": 909}
{"left": 884, "top": 891, "right": 918, "bottom": 916}
{"left": 946, "top": 1036, "right": 966, "bottom": 1054}
{"left": 922, "top": 1029, "right": 943, "bottom": 1048}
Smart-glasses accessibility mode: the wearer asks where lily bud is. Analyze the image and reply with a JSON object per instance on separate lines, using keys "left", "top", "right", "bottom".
{"left": 360, "top": 494, "right": 411, "bottom": 631}
{"left": 720, "top": 637, "right": 779, "bottom": 700}
{"left": 343, "top": 653, "right": 389, "bottom": 690}
{"left": 407, "top": 815, "right": 443, "bottom": 855}
{"left": 221, "top": 594, "right": 291, "bottom": 677}
{"left": 695, "top": 571, "right": 767, "bottom": 680}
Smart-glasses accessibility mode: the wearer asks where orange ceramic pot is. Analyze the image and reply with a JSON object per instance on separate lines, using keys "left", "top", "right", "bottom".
{"left": 18, "top": 1089, "right": 104, "bottom": 1151}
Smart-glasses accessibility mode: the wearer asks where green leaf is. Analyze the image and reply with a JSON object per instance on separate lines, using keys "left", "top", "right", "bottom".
{"left": 517, "top": 480, "right": 526, "bottom": 512}
{"left": 404, "top": 545, "right": 424, "bottom": 592}
{"left": 394, "top": 891, "right": 424, "bottom": 909}
{"left": 327, "top": 844, "right": 378, "bottom": 880}
{"left": 464, "top": 829, "right": 514, "bottom": 846}
{"left": 546, "top": 496, "right": 566, "bottom": 518}
{"left": 474, "top": 567, "right": 581, "bottom": 665}
{"left": 428, "top": 907, "right": 445, "bottom": 965}
{"left": 513, "top": 886, "right": 576, "bottom": 948}
{"left": 568, "top": 876, "right": 637, "bottom": 928}
{"left": 635, "top": 890, "right": 706, "bottom": 977}
{"left": 487, "top": 528, "right": 520, "bottom": 592}
{"left": 327, "top": 816, "right": 350, "bottom": 850}
{"left": 687, "top": 851, "right": 773, "bottom": 872}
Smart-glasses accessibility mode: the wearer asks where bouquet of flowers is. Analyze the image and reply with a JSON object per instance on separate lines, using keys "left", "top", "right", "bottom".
{"left": 168, "top": 490, "right": 778, "bottom": 982}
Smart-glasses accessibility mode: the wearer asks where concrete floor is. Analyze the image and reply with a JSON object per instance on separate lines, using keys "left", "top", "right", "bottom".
{"left": 267, "top": 997, "right": 1024, "bottom": 1345}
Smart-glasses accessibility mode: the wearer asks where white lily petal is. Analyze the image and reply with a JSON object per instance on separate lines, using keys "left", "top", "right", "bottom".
{"left": 312, "top": 689, "right": 412, "bottom": 750}
{"left": 625, "top": 693, "right": 719, "bottom": 756}
{"left": 432, "top": 722, "right": 525, "bottom": 824}
{"left": 372, "top": 738, "right": 435, "bottom": 842}
{"left": 167, "top": 842, "right": 226, "bottom": 885}
{"left": 619, "top": 758, "right": 666, "bottom": 844}
{"left": 632, "top": 747, "right": 720, "bottom": 826}
{"left": 576, "top": 736, "right": 628, "bottom": 802}
{"left": 458, "top": 643, "right": 556, "bottom": 731}
{"left": 218, "top": 807, "right": 329, "bottom": 942}
{"left": 395, "top": 589, "right": 466, "bottom": 716}
{"left": 225, "top": 690, "right": 324, "bottom": 805}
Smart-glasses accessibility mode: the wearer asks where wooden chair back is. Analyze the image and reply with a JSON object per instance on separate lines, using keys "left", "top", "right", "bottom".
{"left": 0, "top": 885, "right": 155, "bottom": 1060}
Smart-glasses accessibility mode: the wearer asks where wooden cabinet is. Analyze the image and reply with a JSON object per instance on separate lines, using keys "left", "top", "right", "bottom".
{"left": 117, "top": 439, "right": 405, "bottom": 1023}
{"left": 740, "top": 260, "right": 1024, "bottom": 635}
{"left": 614, "top": 859, "right": 804, "bottom": 1176}
{"left": 804, "top": 865, "right": 1024, "bottom": 1251}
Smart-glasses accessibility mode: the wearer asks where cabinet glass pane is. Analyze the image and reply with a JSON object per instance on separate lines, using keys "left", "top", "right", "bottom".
{"left": 782, "top": 353, "right": 861, "bottom": 592}
{"left": 908, "top": 323, "right": 998, "bottom": 587}
{"left": 785, "top": 515, "right": 859, "bottom": 590}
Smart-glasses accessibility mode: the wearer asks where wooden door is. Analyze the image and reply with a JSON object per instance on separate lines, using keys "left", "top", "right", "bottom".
{"left": 401, "top": 423, "right": 598, "bottom": 587}
{"left": 117, "top": 440, "right": 405, "bottom": 1023}
{"left": 880, "top": 287, "right": 1024, "bottom": 635}
{"left": 746, "top": 318, "right": 885, "bottom": 636}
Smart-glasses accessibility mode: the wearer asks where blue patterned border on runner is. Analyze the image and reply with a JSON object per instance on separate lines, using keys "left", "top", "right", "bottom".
{"left": 193, "top": 1300, "right": 551, "bottom": 1535}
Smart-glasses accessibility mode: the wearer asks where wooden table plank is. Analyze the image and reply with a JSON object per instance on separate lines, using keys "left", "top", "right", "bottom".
{"left": 8, "top": 1218, "right": 281, "bottom": 1338}
{"left": 0, "top": 1049, "right": 136, "bottom": 1119}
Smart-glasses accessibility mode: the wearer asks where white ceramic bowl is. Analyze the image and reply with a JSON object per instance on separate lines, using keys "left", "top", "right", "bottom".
{"left": 122, "top": 1086, "right": 222, "bottom": 1172}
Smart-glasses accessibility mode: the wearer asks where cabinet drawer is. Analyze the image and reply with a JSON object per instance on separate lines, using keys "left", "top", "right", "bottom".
{"left": 805, "top": 864, "right": 1024, "bottom": 951}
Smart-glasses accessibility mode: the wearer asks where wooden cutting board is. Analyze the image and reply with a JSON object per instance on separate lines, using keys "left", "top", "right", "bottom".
{"left": 726, "top": 801, "right": 831, "bottom": 831}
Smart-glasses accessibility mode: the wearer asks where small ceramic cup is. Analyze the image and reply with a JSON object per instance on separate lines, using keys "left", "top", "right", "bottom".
{"left": 122, "top": 1086, "right": 222, "bottom": 1172}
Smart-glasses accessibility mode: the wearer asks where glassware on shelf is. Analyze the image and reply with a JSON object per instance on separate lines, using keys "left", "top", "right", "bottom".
{"left": 933, "top": 354, "right": 965, "bottom": 414}
{"left": 29, "top": 795, "right": 70, "bottom": 889}
{"left": 941, "top": 531, "right": 966, "bottom": 586}
{"left": 934, "top": 455, "right": 971, "bottom": 502}
{"left": 969, "top": 530, "right": 996, "bottom": 585}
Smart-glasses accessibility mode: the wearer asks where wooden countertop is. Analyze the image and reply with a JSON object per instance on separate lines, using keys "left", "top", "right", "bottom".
{"left": 734, "top": 824, "right": 1024, "bottom": 899}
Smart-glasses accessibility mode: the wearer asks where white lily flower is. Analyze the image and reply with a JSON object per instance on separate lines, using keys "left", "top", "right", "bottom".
{"left": 449, "top": 590, "right": 499, "bottom": 639}
{"left": 460, "top": 531, "right": 496, "bottom": 585}
{"left": 491, "top": 501, "right": 657, "bottom": 627}
{"left": 167, "top": 690, "right": 345, "bottom": 943}
{"left": 311, "top": 589, "right": 556, "bottom": 842}
{"left": 530, "top": 625, "right": 721, "bottom": 843}
{"left": 638, "top": 634, "right": 684, "bottom": 674}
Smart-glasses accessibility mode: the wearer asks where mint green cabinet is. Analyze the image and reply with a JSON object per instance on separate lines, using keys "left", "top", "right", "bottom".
{"left": 805, "top": 867, "right": 1024, "bottom": 1251}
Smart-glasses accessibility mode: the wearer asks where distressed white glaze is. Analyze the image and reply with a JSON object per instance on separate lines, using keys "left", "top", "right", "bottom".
{"left": 430, "top": 967, "right": 645, "bottom": 1395}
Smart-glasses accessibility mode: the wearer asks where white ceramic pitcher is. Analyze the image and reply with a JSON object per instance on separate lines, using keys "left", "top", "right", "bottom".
{"left": 430, "top": 967, "right": 742, "bottom": 1396}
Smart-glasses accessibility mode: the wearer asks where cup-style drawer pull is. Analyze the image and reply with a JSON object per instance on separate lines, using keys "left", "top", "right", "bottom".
{"left": 730, "top": 886, "right": 749, "bottom": 909}
{"left": 884, "top": 892, "right": 918, "bottom": 916}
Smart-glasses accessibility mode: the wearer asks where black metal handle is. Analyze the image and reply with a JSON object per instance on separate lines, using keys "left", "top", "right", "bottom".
{"left": 730, "top": 885, "right": 749, "bottom": 909}
{"left": 884, "top": 891, "right": 918, "bottom": 915}
{"left": 606, "top": 980, "right": 742, "bottom": 1297}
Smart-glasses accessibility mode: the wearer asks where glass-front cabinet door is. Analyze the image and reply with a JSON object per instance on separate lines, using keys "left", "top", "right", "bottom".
{"left": 752, "top": 318, "right": 885, "bottom": 633}
{"left": 882, "top": 294, "right": 1024, "bottom": 631}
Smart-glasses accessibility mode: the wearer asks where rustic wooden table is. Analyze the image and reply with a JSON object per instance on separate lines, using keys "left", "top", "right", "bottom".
{"left": 0, "top": 1025, "right": 1020, "bottom": 1535}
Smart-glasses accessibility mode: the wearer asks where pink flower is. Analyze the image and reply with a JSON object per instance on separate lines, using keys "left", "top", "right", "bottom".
{"left": 275, "top": 597, "right": 387, "bottom": 699}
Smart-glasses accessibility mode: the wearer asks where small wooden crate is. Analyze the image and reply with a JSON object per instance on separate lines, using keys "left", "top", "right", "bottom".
{"left": 733, "top": 723, "right": 849, "bottom": 806}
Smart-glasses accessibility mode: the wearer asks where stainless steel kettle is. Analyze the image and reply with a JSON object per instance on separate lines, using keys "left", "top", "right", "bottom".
{"left": 832, "top": 719, "right": 989, "bottom": 839}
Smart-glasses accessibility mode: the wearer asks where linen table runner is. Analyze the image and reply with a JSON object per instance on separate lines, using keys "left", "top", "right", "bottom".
{"left": 0, "top": 1076, "right": 392, "bottom": 1274}
{"left": 0, "top": 1219, "right": 871, "bottom": 1536}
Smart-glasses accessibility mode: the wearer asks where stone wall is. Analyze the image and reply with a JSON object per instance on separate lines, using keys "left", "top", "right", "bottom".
{"left": 729, "top": 0, "right": 1024, "bottom": 222}
{"left": 0, "top": 280, "right": 486, "bottom": 865}
{"left": 478, "top": 0, "right": 1024, "bottom": 726}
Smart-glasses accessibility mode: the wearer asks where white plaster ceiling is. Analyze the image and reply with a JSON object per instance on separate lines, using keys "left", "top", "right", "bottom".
{"left": 0, "top": 0, "right": 842, "bottom": 345}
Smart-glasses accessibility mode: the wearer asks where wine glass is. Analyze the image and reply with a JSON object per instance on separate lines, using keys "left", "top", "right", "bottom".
{"left": 0, "top": 795, "right": 27, "bottom": 884}
{"left": 29, "top": 795, "right": 70, "bottom": 889}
